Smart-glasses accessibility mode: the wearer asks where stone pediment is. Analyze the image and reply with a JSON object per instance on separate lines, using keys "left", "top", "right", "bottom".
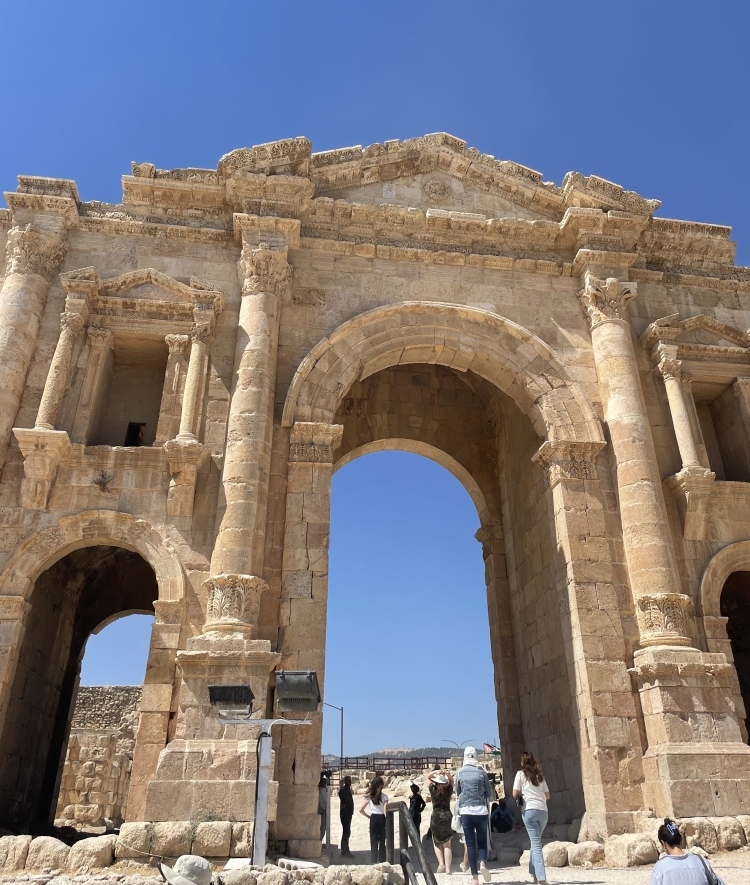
{"left": 641, "top": 313, "right": 749, "bottom": 351}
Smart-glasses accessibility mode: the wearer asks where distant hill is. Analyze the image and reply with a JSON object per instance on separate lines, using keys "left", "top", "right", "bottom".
{"left": 367, "top": 747, "right": 454, "bottom": 758}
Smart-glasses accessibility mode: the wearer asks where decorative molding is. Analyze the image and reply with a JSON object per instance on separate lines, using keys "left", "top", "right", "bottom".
{"left": 201, "top": 573, "right": 268, "bottom": 636}
{"left": 87, "top": 327, "right": 114, "bottom": 346}
{"left": 4, "top": 224, "right": 66, "bottom": 280}
{"left": 636, "top": 593, "right": 693, "bottom": 647}
{"left": 238, "top": 242, "right": 292, "bottom": 296}
{"left": 165, "top": 334, "right": 190, "bottom": 354}
{"left": 12, "top": 428, "right": 71, "bottom": 511}
{"left": 578, "top": 276, "right": 637, "bottom": 328}
{"left": 288, "top": 422, "right": 344, "bottom": 463}
{"left": 532, "top": 439, "right": 607, "bottom": 487}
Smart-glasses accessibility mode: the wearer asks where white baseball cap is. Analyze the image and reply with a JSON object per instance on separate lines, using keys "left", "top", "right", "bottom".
{"left": 161, "top": 855, "right": 213, "bottom": 885}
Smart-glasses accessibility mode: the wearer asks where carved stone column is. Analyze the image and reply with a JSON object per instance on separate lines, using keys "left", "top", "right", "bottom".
{"left": 177, "top": 322, "right": 212, "bottom": 441}
{"left": 35, "top": 311, "right": 86, "bottom": 431}
{"left": 201, "top": 573, "right": 267, "bottom": 637}
{"left": 210, "top": 237, "right": 292, "bottom": 581}
{"left": 657, "top": 347, "right": 701, "bottom": 468}
{"left": 155, "top": 335, "right": 189, "bottom": 445}
{"left": 579, "top": 274, "right": 691, "bottom": 648}
{"left": 0, "top": 221, "right": 67, "bottom": 469}
{"left": 276, "top": 421, "right": 342, "bottom": 858}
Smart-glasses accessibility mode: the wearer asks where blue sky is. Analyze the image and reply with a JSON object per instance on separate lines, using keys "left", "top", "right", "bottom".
{"left": 11, "top": 1, "right": 749, "bottom": 752}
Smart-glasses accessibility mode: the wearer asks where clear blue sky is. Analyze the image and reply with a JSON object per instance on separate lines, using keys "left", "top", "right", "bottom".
{"left": 10, "top": 1, "right": 749, "bottom": 751}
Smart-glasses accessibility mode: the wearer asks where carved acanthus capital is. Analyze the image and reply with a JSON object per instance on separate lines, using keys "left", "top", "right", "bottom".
{"left": 87, "top": 327, "right": 113, "bottom": 347}
{"left": 578, "top": 276, "right": 637, "bottom": 328}
{"left": 190, "top": 321, "right": 213, "bottom": 345}
{"left": 289, "top": 421, "right": 344, "bottom": 463}
{"left": 165, "top": 334, "right": 190, "bottom": 354}
{"left": 532, "top": 439, "right": 607, "bottom": 487}
{"left": 202, "top": 573, "right": 268, "bottom": 637}
{"left": 238, "top": 242, "right": 292, "bottom": 296}
{"left": 5, "top": 224, "right": 67, "bottom": 281}
{"left": 636, "top": 592, "right": 693, "bottom": 647}
{"left": 60, "top": 311, "right": 85, "bottom": 335}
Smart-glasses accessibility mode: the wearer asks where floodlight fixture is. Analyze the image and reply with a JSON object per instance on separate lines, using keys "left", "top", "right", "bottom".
{"left": 208, "top": 684, "right": 255, "bottom": 718}
{"left": 275, "top": 670, "right": 321, "bottom": 712}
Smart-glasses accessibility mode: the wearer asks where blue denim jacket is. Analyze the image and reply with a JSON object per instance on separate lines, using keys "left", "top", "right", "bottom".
{"left": 455, "top": 764, "right": 493, "bottom": 808}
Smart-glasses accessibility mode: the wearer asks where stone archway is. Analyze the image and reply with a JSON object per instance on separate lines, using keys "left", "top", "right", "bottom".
{"left": 276, "top": 304, "right": 641, "bottom": 849}
{"left": 0, "top": 511, "right": 185, "bottom": 826}
{"left": 281, "top": 301, "right": 604, "bottom": 446}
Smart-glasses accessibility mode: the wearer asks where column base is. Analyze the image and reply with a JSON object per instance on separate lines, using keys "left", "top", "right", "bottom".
{"left": 630, "top": 645, "right": 750, "bottom": 818}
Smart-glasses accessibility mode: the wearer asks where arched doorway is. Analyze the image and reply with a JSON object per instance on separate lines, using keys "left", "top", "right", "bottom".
{"left": 0, "top": 545, "right": 157, "bottom": 826}
{"left": 720, "top": 572, "right": 750, "bottom": 740}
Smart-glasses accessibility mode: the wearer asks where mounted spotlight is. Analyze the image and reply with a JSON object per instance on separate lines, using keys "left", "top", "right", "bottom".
{"left": 208, "top": 684, "right": 254, "bottom": 718}
{"left": 275, "top": 670, "right": 321, "bottom": 712}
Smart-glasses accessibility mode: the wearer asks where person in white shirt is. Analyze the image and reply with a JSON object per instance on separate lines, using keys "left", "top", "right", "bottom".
{"left": 512, "top": 752, "right": 550, "bottom": 885}
{"left": 650, "top": 818, "right": 726, "bottom": 885}
{"left": 359, "top": 775, "right": 389, "bottom": 863}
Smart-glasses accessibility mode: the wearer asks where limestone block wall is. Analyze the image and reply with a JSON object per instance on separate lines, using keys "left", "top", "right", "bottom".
{"left": 55, "top": 686, "right": 141, "bottom": 827}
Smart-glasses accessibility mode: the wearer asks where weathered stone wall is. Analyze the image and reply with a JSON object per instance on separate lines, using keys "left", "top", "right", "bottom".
{"left": 56, "top": 686, "right": 141, "bottom": 827}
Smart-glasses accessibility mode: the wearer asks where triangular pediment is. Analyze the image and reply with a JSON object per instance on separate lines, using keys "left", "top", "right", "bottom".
{"left": 642, "top": 313, "right": 749, "bottom": 351}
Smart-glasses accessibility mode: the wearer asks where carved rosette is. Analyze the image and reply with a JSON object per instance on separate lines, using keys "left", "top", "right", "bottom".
{"left": 238, "top": 242, "right": 292, "bottom": 296}
{"left": 532, "top": 439, "right": 607, "bottom": 488}
{"left": 202, "top": 573, "right": 268, "bottom": 636}
{"left": 289, "top": 421, "right": 344, "bottom": 464}
{"left": 165, "top": 334, "right": 189, "bottom": 354}
{"left": 637, "top": 593, "right": 693, "bottom": 647}
{"left": 578, "top": 276, "right": 637, "bottom": 328}
{"left": 5, "top": 224, "right": 67, "bottom": 281}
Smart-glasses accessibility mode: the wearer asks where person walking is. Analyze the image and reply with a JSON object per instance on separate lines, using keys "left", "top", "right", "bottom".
{"left": 512, "top": 752, "right": 550, "bottom": 885}
{"left": 456, "top": 746, "right": 494, "bottom": 885}
{"left": 409, "top": 783, "right": 426, "bottom": 836}
{"left": 426, "top": 768, "right": 455, "bottom": 873}
{"left": 650, "top": 818, "right": 726, "bottom": 884}
{"left": 359, "top": 775, "right": 389, "bottom": 863}
{"left": 338, "top": 775, "right": 355, "bottom": 857}
{"left": 318, "top": 774, "right": 328, "bottom": 842}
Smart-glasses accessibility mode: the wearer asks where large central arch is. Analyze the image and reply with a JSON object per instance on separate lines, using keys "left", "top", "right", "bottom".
{"left": 282, "top": 301, "right": 604, "bottom": 445}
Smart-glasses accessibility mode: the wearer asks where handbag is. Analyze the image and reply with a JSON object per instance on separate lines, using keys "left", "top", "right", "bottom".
{"left": 696, "top": 854, "right": 719, "bottom": 885}
{"left": 451, "top": 775, "right": 462, "bottom": 833}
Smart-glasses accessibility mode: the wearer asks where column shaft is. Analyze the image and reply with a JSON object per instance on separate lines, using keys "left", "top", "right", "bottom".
{"left": 177, "top": 325, "right": 209, "bottom": 440}
{"left": 658, "top": 350, "right": 701, "bottom": 468}
{"left": 35, "top": 313, "right": 84, "bottom": 430}
{"left": 0, "top": 223, "right": 66, "bottom": 467}
{"left": 210, "top": 243, "right": 290, "bottom": 578}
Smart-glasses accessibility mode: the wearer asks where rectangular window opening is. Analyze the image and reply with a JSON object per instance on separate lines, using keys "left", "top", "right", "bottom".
{"left": 124, "top": 422, "right": 146, "bottom": 447}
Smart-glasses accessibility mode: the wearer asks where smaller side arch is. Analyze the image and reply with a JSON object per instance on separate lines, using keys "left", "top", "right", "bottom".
{"left": 700, "top": 540, "right": 750, "bottom": 619}
{"left": 0, "top": 510, "right": 185, "bottom": 603}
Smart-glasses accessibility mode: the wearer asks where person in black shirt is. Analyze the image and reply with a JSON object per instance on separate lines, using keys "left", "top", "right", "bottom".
{"left": 338, "top": 775, "right": 355, "bottom": 857}
{"left": 409, "top": 783, "right": 427, "bottom": 836}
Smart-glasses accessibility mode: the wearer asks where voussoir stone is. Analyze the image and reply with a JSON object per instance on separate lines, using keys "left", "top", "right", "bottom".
{"left": 604, "top": 833, "right": 658, "bottom": 867}
{"left": 67, "top": 835, "right": 116, "bottom": 871}
{"left": 26, "top": 837, "right": 70, "bottom": 871}
{"left": 568, "top": 841, "right": 604, "bottom": 867}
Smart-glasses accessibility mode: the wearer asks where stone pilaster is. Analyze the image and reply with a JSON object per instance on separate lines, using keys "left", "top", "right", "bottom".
{"left": 155, "top": 335, "right": 190, "bottom": 445}
{"left": 533, "top": 439, "right": 646, "bottom": 838}
{"left": 276, "top": 421, "right": 342, "bottom": 858}
{"left": 0, "top": 220, "right": 67, "bottom": 470}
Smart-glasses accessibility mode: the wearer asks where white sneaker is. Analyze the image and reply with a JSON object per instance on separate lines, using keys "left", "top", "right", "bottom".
{"left": 480, "top": 863, "right": 490, "bottom": 882}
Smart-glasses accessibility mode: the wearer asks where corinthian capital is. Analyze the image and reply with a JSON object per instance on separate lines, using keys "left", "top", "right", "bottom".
{"left": 60, "top": 311, "right": 86, "bottom": 334}
{"left": 238, "top": 242, "right": 292, "bottom": 296}
{"left": 5, "top": 223, "right": 67, "bottom": 280}
{"left": 202, "top": 573, "right": 268, "bottom": 636}
{"left": 578, "top": 276, "right": 637, "bottom": 329}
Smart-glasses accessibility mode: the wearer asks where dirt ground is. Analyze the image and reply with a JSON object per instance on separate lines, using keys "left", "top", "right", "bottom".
{"left": 324, "top": 794, "right": 750, "bottom": 884}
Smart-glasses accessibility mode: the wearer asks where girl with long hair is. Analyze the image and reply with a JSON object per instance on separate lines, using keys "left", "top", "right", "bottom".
{"left": 512, "top": 752, "right": 550, "bottom": 885}
{"left": 359, "top": 775, "right": 389, "bottom": 863}
{"left": 650, "top": 818, "right": 726, "bottom": 884}
{"left": 426, "top": 768, "right": 455, "bottom": 874}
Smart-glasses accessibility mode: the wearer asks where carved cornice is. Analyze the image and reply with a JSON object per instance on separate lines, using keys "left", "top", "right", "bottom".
{"left": 238, "top": 242, "right": 292, "bottom": 297}
{"left": 635, "top": 593, "right": 693, "bottom": 647}
{"left": 201, "top": 573, "right": 268, "bottom": 636}
{"left": 532, "top": 439, "right": 607, "bottom": 487}
{"left": 289, "top": 422, "right": 344, "bottom": 463}
{"left": 4, "top": 224, "right": 67, "bottom": 280}
{"left": 578, "top": 276, "right": 637, "bottom": 328}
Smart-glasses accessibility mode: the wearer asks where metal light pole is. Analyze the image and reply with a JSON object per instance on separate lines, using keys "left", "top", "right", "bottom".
{"left": 324, "top": 702, "right": 344, "bottom": 769}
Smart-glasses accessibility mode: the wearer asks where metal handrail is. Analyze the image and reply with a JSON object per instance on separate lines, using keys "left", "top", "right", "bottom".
{"left": 386, "top": 801, "right": 438, "bottom": 885}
